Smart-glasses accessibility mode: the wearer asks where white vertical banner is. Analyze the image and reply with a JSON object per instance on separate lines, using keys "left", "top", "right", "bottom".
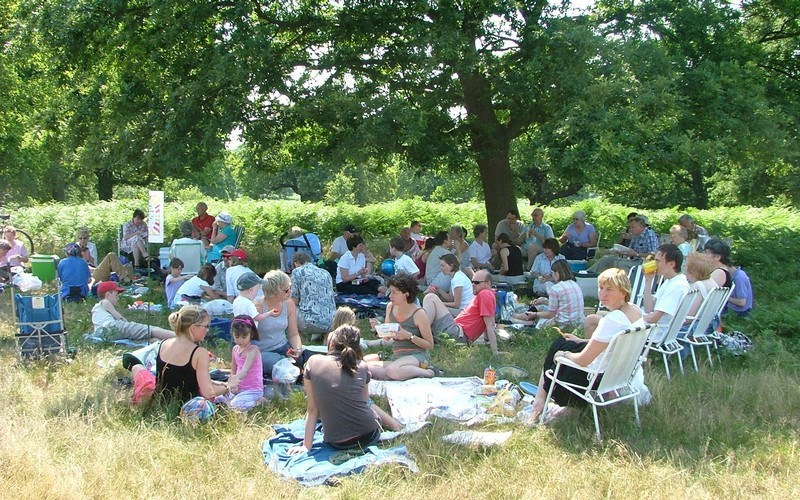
{"left": 148, "top": 191, "right": 165, "bottom": 244}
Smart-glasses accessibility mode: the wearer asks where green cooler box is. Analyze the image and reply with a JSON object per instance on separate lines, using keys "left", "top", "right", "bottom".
{"left": 30, "top": 254, "right": 58, "bottom": 282}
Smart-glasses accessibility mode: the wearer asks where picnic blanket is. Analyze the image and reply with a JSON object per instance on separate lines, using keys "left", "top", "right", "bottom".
{"left": 263, "top": 419, "right": 418, "bottom": 487}
{"left": 369, "top": 377, "right": 485, "bottom": 424}
{"left": 335, "top": 294, "right": 389, "bottom": 317}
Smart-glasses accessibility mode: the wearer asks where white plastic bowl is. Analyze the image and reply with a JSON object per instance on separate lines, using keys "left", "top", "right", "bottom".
{"left": 375, "top": 323, "right": 399, "bottom": 338}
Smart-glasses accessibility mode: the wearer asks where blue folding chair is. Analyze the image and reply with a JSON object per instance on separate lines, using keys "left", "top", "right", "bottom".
{"left": 12, "top": 291, "right": 67, "bottom": 358}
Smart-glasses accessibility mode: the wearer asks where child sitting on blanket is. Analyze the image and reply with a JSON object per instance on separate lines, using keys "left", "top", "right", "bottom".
{"left": 164, "top": 258, "right": 191, "bottom": 308}
{"left": 328, "top": 307, "right": 387, "bottom": 362}
{"left": 218, "top": 315, "right": 266, "bottom": 411}
{"left": 288, "top": 325, "right": 403, "bottom": 454}
{"left": 92, "top": 281, "right": 175, "bottom": 341}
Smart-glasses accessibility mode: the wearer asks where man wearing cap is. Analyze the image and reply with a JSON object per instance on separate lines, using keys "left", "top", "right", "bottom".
{"left": 92, "top": 281, "right": 175, "bottom": 341}
{"left": 291, "top": 252, "right": 336, "bottom": 340}
{"left": 213, "top": 245, "right": 236, "bottom": 293}
{"left": 192, "top": 202, "right": 215, "bottom": 245}
{"left": 207, "top": 212, "right": 237, "bottom": 262}
{"left": 225, "top": 249, "right": 262, "bottom": 302}
{"left": 170, "top": 220, "right": 206, "bottom": 263}
{"left": 331, "top": 224, "right": 358, "bottom": 260}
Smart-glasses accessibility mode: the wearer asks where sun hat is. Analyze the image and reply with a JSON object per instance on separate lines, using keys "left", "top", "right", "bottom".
{"left": 215, "top": 213, "right": 233, "bottom": 224}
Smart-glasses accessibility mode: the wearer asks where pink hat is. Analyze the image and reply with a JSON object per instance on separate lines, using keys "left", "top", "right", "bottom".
{"left": 230, "top": 249, "right": 247, "bottom": 260}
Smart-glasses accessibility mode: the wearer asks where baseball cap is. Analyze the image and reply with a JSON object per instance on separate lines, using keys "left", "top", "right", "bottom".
{"left": 98, "top": 281, "right": 125, "bottom": 295}
{"left": 230, "top": 249, "right": 247, "bottom": 260}
{"left": 236, "top": 272, "right": 263, "bottom": 291}
{"left": 215, "top": 212, "right": 233, "bottom": 224}
{"left": 220, "top": 245, "right": 236, "bottom": 256}
{"left": 344, "top": 224, "right": 359, "bottom": 233}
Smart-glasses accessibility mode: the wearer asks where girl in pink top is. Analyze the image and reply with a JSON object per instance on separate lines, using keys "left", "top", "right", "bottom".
{"left": 225, "top": 316, "right": 266, "bottom": 411}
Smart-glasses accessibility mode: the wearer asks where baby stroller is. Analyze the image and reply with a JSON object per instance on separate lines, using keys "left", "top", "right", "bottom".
{"left": 280, "top": 232, "right": 323, "bottom": 273}
{"left": 12, "top": 287, "right": 67, "bottom": 358}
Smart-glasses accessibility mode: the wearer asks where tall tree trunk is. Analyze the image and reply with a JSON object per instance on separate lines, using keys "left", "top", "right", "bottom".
{"left": 689, "top": 165, "right": 708, "bottom": 209}
{"left": 460, "top": 71, "right": 518, "bottom": 230}
{"left": 47, "top": 165, "right": 66, "bottom": 201}
{"left": 97, "top": 169, "right": 114, "bottom": 201}
{"left": 475, "top": 147, "right": 517, "bottom": 232}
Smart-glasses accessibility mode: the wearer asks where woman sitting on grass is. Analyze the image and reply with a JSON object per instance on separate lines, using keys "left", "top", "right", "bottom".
{"left": 367, "top": 274, "right": 441, "bottom": 380}
{"left": 288, "top": 324, "right": 403, "bottom": 454}
{"left": 154, "top": 305, "right": 232, "bottom": 404}
{"left": 528, "top": 268, "right": 644, "bottom": 423}
{"left": 530, "top": 238, "right": 566, "bottom": 295}
{"left": 425, "top": 253, "right": 473, "bottom": 317}
{"left": 512, "top": 260, "right": 584, "bottom": 330}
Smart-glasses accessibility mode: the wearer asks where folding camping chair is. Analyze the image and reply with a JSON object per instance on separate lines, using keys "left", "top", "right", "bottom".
{"left": 541, "top": 324, "right": 654, "bottom": 441}
{"left": 680, "top": 287, "right": 730, "bottom": 371}
{"left": 12, "top": 289, "right": 67, "bottom": 358}
{"left": 171, "top": 242, "right": 205, "bottom": 275}
{"left": 645, "top": 289, "right": 697, "bottom": 380}
{"left": 280, "top": 233, "right": 322, "bottom": 273}
{"left": 628, "top": 265, "right": 663, "bottom": 308}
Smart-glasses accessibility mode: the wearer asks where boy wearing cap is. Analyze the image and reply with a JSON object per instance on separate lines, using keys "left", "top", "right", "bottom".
{"left": 232, "top": 272, "right": 277, "bottom": 325}
{"left": 92, "top": 282, "right": 175, "bottom": 340}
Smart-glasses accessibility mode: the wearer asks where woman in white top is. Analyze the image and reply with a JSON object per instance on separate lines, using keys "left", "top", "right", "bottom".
{"left": 449, "top": 225, "right": 473, "bottom": 277}
{"left": 529, "top": 238, "right": 566, "bottom": 295}
{"left": 426, "top": 254, "right": 474, "bottom": 317}
{"left": 336, "top": 235, "right": 386, "bottom": 296}
{"left": 528, "top": 268, "right": 644, "bottom": 423}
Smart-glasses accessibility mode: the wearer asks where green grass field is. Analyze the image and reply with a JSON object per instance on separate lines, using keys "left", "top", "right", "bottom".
{"left": 1, "top": 277, "right": 800, "bottom": 498}
{"left": 3, "top": 199, "right": 800, "bottom": 497}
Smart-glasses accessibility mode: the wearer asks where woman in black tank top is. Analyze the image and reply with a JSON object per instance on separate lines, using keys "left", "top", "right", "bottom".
{"left": 155, "top": 305, "right": 231, "bottom": 403}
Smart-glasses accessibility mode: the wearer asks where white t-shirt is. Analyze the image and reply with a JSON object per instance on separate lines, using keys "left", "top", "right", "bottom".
{"left": 176, "top": 276, "right": 210, "bottom": 301}
{"left": 394, "top": 254, "right": 420, "bottom": 276}
{"left": 451, "top": 270, "right": 475, "bottom": 310}
{"left": 336, "top": 251, "right": 366, "bottom": 284}
{"left": 331, "top": 236, "right": 349, "bottom": 257}
{"left": 469, "top": 240, "right": 492, "bottom": 265}
{"left": 588, "top": 308, "right": 646, "bottom": 372}
{"left": 232, "top": 295, "right": 258, "bottom": 320}
{"left": 225, "top": 265, "right": 250, "bottom": 298}
{"left": 91, "top": 301, "right": 116, "bottom": 329}
{"left": 652, "top": 274, "right": 691, "bottom": 337}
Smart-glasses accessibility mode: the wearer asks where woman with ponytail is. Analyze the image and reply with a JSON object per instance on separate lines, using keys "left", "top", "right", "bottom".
{"left": 288, "top": 324, "right": 402, "bottom": 454}
{"left": 155, "top": 305, "right": 232, "bottom": 403}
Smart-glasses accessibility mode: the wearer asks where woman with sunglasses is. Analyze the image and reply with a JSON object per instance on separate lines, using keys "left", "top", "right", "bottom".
{"left": 254, "top": 270, "right": 307, "bottom": 377}
{"left": 154, "top": 305, "right": 231, "bottom": 403}
{"left": 558, "top": 210, "right": 597, "bottom": 260}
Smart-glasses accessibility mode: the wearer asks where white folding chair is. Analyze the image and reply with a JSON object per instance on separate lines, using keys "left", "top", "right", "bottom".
{"left": 171, "top": 242, "right": 205, "bottom": 275}
{"left": 541, "top": 324, "right": 654, "bottom": 441}
{"left": 646, "top": 289, "right": 697, "bottom": 380}
{"left": 628, "top": 266, "right": 663, "bottom": 308}
{"left": 708, "top": 284, "right": 735, "bottom": 358}
{"left": 680, "top": 287, "right": 730, "bottom": 371}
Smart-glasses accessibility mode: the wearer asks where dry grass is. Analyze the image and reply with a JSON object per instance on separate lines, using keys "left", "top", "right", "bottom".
{"left": 2, "top": 289, "right": 800, "bottom": 499}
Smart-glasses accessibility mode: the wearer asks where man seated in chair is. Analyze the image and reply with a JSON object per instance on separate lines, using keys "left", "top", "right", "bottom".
{"left": 589, "top": 216, "right": 658, "bottom": 273}
{"left": 642, "top": 244, "right": 691, "bottom": 339}
{"left": 170, "top": 220, "right": 206, "bottom": 265}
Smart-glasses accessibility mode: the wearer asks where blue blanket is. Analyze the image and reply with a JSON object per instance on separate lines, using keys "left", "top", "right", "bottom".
{"left": 262, "top": 419, "right": 418, "bottom": 487}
